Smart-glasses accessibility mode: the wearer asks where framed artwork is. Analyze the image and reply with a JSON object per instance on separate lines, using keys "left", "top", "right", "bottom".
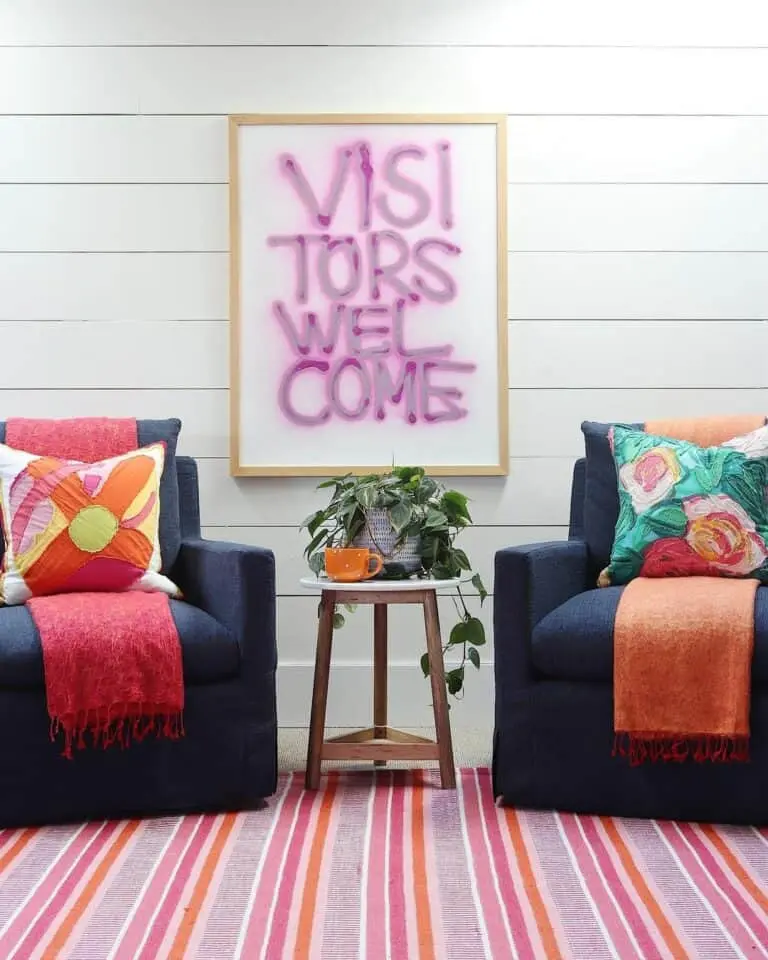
{"left": 229, "top": 114, "right": 508, "bottom": 476}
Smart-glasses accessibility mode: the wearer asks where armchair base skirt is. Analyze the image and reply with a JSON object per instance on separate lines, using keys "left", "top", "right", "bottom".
{"left": 493, "top": 682, "right": 768, "bottom": 825}
{"left": 0, "top": 676, "right": 277, "bottom": 827}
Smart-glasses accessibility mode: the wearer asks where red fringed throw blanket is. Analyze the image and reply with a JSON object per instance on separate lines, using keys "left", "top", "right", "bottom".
{"left": 6, "top": 418, "right": 184, "bottom": 758}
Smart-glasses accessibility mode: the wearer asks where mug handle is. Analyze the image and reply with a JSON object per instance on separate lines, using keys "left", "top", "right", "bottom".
{"left": 362, "top": 552, "right": 384, "bottom": 580}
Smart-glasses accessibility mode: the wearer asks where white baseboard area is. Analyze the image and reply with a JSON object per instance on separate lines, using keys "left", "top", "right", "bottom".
{"left": 276, "top": 661, "right": 495, "bottom": 730}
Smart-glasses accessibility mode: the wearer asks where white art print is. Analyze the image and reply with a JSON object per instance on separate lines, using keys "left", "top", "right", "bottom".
{"left": 230, "top": 115, "right": 508, "bottom": 476}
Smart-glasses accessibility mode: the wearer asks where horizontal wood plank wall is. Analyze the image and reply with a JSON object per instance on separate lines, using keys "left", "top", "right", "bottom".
{"left": 2, "top": 0, "right": 766, "bottom": 727}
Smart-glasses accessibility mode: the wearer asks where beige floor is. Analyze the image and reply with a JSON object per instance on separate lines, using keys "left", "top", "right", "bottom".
{"left": 278, "top": 727, "right": 492, "bottom": 772}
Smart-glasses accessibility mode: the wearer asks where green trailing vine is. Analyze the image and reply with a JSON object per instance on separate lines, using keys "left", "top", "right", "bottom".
{"left": 300, "top": 467, "right": 488, "bottom": 698}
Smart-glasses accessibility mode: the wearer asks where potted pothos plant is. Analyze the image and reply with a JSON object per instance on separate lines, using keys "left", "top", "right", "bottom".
{"left": 300, "top": 467, "right": 488, "bottom": 699}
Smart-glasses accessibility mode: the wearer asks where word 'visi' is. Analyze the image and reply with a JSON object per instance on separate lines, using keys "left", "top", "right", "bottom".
{"left": 280, "top": 141, "right": 454, "bottom": 231}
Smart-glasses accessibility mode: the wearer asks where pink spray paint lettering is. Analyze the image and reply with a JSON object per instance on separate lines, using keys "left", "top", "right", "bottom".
{"left": 269, "top": 139, "right": 475, "bottom": 425}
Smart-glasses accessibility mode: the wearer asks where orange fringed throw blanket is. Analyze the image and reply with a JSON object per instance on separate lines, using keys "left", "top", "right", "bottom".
{"left": 6, "top": 418, "right": 184, "bottom": 758}
{"left": 613, "top": 414, "right": 765, "bottom": 765}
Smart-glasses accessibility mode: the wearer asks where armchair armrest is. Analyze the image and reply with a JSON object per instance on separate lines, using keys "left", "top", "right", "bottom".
{"left": 494, "top": 539, "right": 589, "bottom": 694}
{"left": 173, "top": 538, "right": 276, "bottom": 680}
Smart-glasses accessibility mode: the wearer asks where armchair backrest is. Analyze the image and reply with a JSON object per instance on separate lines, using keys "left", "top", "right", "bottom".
{"left": 571, "top": 456, "right": 608, "bottom": 583}
{"left": 177, "top": 456, "right": 201, "bottom": 540}
{"left": 569, "top": 458, "right": 586, "bottom": 541}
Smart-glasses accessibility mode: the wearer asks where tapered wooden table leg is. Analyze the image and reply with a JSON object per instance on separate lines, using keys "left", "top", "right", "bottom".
{"left": 373, "top": 603, "right": 388, "bottom": 766}
{"left": 306, "top": 591, "right": 335, "bottom": 789}
{"left": 423, "top": 590, "right": 456, "bottom": 789}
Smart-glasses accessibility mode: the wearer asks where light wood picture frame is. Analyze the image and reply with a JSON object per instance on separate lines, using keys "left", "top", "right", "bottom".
{"left": 229, "top": 113, "right": 508, "bottom": 477}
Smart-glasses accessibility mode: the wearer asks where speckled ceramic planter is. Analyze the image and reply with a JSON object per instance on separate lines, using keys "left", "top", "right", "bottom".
{"left": 352, "top": 508, "right": 422, "bottom": 575}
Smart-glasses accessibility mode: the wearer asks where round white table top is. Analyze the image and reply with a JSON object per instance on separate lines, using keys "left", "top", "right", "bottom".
{"left": 299, "top": 575, "right": 464, "bottom": 593}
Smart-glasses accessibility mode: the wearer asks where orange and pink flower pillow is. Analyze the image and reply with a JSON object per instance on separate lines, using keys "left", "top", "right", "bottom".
{"left": 0, "top": 441, "right": 180, "bottom": 605}
{"left": 599, "top": 424, "right": 768, "bottom": 586}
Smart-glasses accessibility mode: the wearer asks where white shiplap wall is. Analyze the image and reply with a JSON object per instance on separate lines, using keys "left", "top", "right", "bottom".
{"left": 2, "top": 0, "right": 768, "bottom": 728}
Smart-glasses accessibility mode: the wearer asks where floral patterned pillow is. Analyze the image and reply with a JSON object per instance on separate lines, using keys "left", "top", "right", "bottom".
{"left": 598, "top": 424, "right": 768, "bottom": 586}
{"left": 0, "top": 441, "right": 180, "bottom": 605}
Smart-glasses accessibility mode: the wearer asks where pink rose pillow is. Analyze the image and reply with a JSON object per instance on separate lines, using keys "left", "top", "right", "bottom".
{"left": 598, "top": 424, "right": 768, "bottom": 586}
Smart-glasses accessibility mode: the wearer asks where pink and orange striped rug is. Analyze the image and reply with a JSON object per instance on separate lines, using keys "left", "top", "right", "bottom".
{"left": 0, "top": 768, "right": 767, "bottom": 958}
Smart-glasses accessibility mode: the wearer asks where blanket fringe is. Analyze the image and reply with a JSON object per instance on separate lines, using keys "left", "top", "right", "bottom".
{"left": 50, "top": 707, "right": 185, "bottom": 759}
{"left": 613, "top": 732, "right": 749, "bottom": 766}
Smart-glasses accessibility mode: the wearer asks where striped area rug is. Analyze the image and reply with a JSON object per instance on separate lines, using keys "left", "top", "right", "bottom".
{"left": 0, "top": 769, "right": 767, "bottom": 958}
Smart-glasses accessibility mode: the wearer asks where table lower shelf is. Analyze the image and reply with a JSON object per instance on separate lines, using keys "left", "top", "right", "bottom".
{"left": 321, "top": 726, "right": 440, "bottom": 762}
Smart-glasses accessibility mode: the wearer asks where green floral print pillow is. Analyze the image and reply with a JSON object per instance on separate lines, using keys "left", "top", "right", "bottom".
{"left": 598, "top": 424, "right": 768, "bottom": 587}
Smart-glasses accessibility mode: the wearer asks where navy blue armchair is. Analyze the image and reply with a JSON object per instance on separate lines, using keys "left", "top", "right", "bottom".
{"left": 493, "top": 459, "right": 768, "bottom": 824}
{"left": 0, "top": 456, "right": 277, "bottom": 826}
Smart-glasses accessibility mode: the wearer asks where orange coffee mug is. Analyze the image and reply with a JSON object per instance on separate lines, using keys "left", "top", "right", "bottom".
{"left": 325, "top": 547, "right": 384, "bottom": 582}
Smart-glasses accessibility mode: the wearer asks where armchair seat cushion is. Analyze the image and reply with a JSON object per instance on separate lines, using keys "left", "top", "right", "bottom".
{"left": 0, "top": 599, "right": 239, "bottom": 689}
{"left": 532, "top": 584, "right": 768, "bottom": 684}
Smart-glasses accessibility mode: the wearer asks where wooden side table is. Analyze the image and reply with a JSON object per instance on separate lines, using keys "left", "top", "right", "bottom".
{"left": 299, "top": 577, "right": 459, "bottom": 790}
